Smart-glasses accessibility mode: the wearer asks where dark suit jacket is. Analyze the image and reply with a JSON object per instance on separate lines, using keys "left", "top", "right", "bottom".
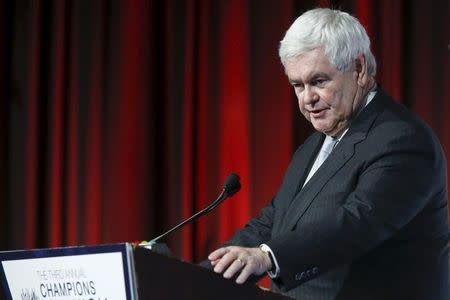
{"left": 225, "top": 87, "right": 450, "bottom": 300}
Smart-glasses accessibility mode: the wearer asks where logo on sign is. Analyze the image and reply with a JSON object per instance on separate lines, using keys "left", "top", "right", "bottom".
{"left": 20, "top": 288, "right": 40, "bottom": 300}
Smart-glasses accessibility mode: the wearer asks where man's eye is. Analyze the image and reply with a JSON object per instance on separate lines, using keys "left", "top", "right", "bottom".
{"left": 313, "top": 79, "right": 327, "bottom": 86}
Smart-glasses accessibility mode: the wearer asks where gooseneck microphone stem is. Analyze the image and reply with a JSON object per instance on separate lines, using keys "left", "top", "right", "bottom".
{"left": 142, "top": 173, "right": 241, "bottom": 248}
{"left": 147, "top": 190, "right": 226, "bottom": 246}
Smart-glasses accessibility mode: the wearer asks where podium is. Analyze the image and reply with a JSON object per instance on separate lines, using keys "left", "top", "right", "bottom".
{"left": 0, "top": 243, "right": 291, "bottom": 299}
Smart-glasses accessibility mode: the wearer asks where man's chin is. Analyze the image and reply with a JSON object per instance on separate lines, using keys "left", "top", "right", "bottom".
{"left": 312, "top": 123, "right": 332, "bottom": 134}
{"left": 312, "top": 121, "right": 345, "bottom": 137}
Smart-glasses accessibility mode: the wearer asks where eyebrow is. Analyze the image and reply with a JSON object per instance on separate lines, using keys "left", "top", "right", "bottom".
{"left": 290, "top": 72, "right": 331, "bottom": 84}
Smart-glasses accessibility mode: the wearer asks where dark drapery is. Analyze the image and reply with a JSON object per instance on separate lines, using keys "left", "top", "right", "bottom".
{"left": 1, "top": 0, "right": 449, "bottom": 267}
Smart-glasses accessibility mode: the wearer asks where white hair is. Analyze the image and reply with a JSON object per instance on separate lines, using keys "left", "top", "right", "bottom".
{"left": 279, "top": 8, "right": 376, "bottom": 76}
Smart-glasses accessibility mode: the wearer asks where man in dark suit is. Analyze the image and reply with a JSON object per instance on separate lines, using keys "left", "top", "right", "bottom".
{"left": 207, "top": 8, "right": 449, "bottom": 300}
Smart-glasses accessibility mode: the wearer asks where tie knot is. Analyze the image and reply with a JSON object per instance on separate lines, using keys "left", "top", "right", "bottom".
{"left": 322, "top": 136, "right": 338, "bottom": 155}
{"left": 301, "top": 135, "right": 339, "bottom": 187}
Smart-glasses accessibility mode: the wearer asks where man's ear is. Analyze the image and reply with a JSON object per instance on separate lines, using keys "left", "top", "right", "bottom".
{"left": 354, "top": 54, "right": 368, "bottom": 87}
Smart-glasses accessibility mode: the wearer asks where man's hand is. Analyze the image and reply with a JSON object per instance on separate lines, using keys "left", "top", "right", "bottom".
{"left": 208, "top": 246, "right": 272, "bottom": 284}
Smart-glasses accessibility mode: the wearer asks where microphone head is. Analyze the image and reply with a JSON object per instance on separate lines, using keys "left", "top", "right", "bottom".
{"left": 223, "top": 173, "right": 241, "bottom": 196}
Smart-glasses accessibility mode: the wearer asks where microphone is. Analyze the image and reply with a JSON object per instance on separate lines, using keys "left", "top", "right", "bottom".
{"left": 140, "top": 173, "right": 241, "bottom": 249}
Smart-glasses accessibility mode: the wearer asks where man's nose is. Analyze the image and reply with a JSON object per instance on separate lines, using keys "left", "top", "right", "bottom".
{"left": 303, "top": 85, "right": 319, "bottom": 104}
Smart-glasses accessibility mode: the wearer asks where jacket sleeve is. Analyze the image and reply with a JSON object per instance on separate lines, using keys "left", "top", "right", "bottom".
{"left": 222, "top": 143, "right": 309, "bottom": 248}
{"left": 223, "top": 196, "right": 276, "bottom": 248}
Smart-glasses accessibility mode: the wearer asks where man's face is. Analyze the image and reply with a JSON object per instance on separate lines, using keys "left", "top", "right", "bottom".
{"left": 285, "top": 48, "right": 365, "bottom": 137}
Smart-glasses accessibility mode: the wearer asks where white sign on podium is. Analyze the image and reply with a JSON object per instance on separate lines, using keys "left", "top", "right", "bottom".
{"left": 0, "top": 243, "right": 136, "bottom": 300}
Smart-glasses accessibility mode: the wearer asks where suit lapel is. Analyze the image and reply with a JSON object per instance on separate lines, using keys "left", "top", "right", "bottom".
{"left": 282, "top": 87, "right": 387, "bottom": 231}
{"left": 290, "top": 133, "right": 324, "bottom": 198}
{"left": 271, "top": 133, "right": 323, "bottom": 236}
{"left": 282, "top": 134, "right": 364, "bottom": 231}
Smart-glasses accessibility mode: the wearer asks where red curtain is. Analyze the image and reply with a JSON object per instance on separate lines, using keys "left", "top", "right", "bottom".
{"left": 1, "top": 0, "right": 449, "bottom": 265}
